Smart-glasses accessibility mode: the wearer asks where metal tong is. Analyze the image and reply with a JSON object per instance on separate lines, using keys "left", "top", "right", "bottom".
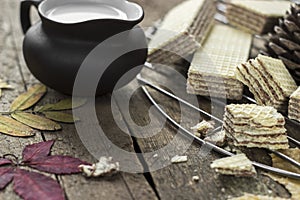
{"left": 137, "top": 74, "right": 300, "bottom": 180}
{"left": 140, "top": 0, "right": 300, "bottom": 179}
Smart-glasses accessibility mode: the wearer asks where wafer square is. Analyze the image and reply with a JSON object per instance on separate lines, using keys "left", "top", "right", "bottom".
{"left": 187, "top": 24, "right": 251, "bottom": 100}
{"left": 288, "top": 87, "right": 300, "bottom": 122}
{"left": 148, "top": 0, "right": 215, "bottom": 64}
{"left": 226, "top": 0, "right": 291, "bottom": 34}
{"left": 210, "top": 154, "right": 257, "bottom": 177}
{"left": 223, "top": 104, "right": 289, "bottom": 150}
{"left": 236, "top": 55, "right": 297, "bottom": 111}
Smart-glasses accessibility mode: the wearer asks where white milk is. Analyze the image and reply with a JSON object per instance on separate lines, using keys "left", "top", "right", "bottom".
{"left": 46, "top": 3, "right": 128, "bottom": 23}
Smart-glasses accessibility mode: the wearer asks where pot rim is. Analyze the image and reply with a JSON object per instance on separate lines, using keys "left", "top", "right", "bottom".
{"left": 37, "top": 0, "right": 144, "bottom": 25}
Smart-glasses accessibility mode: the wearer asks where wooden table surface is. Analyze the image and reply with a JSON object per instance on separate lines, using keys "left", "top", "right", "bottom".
{"left": 0, "top": 0, "right": 298, "bottom": 199}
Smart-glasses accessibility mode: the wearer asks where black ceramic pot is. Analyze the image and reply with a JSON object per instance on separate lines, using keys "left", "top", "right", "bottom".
{"left": 21, "top": 0, "right": 148, "bottom": 96}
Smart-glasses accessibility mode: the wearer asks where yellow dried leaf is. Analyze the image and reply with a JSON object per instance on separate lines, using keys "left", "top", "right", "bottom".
{"left": 229, "top": 193, "right": 289, "bottom": 200}
{"left": 265, "top": 173, "right": 300, "bottom": 200}
{"left": 0, "top": 115, "right": 35, "bottom": 137}
{"left": 266, "top": 148, "right": 300, "bottom": 200}
{"left": 271, "top": 148, "right": 300, "bottom": 174}
{"left": 11, "top": 112, "right": 61, "bottom": 131}
{"left": 10, "top": 84, "right": 47, "bottom": 112}
{"left": 42, "top": 111, "right": 79, "bottom": 123}
{"left": 34, "top": 98, "right": 86, "bottom": 112}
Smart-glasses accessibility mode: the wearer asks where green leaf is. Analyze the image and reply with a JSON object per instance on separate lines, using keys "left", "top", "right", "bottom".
{"left": 35, "top": 98, "right": 86, "bottom": 112}
{"left": 10, "top": 84, "right": 47, "bottom": 112}
{"left": 11, "top": 112, "right": 61, "bottom": 131}
{"left": 42, "top": 112, "right": 79, "bottom": 123}
{"left": 0, "top": 115, "right": 35, "bottom": 137}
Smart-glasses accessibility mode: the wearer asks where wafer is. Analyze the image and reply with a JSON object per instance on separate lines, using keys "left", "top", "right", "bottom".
{"left": 204, "top": 130, "right": 226, "bottom": 147}
{"left": 230, "top": 193, "right": 289, "bottom": 200}
{"left": 187, "top": 24, "right": 251, "bottom": 100}
{"left": 148, "top": 0, "right": 216, "bottom": 64}
{"left": 223, "top": 104, "right": 289, "bottom": 150}
{"left": 288, "top": 87, "right": 300, "bottom": 122}
{"left": 191, "top": 120, "right": 215, "bottom": 138}
{"left": 210, "top": 154, "right": 257, "bottom": 177}
{"left": 236, "top": 54, "right": 297, "bottom": 111}
{"left": 226, "top": 0, "right": 291, "bottom": 34}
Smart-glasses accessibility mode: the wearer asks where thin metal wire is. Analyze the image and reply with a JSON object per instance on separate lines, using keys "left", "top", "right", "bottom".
{"left": 137, "top": 75, "right": 300, "bottom": 170}
{"left": 141, "top": 85, "right": 300, "bottom": 180}
{"left": 287, "top": 136, "right": 300, "bottom": 147}
{"left": 243, "top": 95, "right": 257, "bottom": 104}
{"left": 142, "top": 0, "right": 300, "bottom": 179}
{"left": 136, "top": 74, "right": 223, "bottom": 123}
{"left": 269, "top": 149, "right": 300, "bottom": 169}
{"left": 211, "top": 126, "right": 223, "bottom": 134}
{"left": 141, "top": 86, "right": 234, "bottom": 157}
{"left": 138, "top": 74, "right": 300, "bottom": 147}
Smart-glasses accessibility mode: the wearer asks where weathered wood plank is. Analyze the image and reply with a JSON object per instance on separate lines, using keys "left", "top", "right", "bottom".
{"left": 0, "top": 2, "right": 43, "bottom": 200}
{"left": 4, "top": 0, "right": 297, "bottom": 199}
{"left": 132, "top": 0, "right": 186, "bottom": 27}
{"left": 114, "top": 66, "right": 291, "bottom": 200}
{"left": 6, "top": 0, "right": 157, "bottom": 199}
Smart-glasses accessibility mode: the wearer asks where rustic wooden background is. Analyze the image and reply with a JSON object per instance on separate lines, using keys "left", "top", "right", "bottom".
{"left": 0, "top": 0, "right": 297, "bottom": 199}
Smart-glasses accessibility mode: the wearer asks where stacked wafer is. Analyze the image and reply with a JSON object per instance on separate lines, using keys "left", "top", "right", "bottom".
{"left": 210, "top": 154, "right": 256, "bottom": 177}
{"left": 288, "top": 87, "right": 300, "bottom": 122}
{"left": 226, "top": 0, "right": 291, "bottom": 34}
{"left": 148, "top": 0, "right": 216, "bottom": 64}
{"left": 187, "top": 24, "right": 252, "bottom": 100}
{"left": 223, "top": 104, "right": 289, "bottom": 150}
{"left": 236, "top": 54, "right": 297, "bottom": 111}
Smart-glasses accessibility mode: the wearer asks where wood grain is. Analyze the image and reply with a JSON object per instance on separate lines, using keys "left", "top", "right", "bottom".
{"left": 4, "top": 0, "right": 156, "bottom": 199}
{"left": 0, "top": 2, "right": 43, "bottom": 199}
{"left": 132, "top": 0, "right": 186, "bottom": 27}
{"left": 114, "top": 65, "right": 291, "bottom": 199}
{"left": 1, "top": 0, "right": 298, "bottom": 199}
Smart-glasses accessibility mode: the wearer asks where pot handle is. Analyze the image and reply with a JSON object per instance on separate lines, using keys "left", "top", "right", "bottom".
{"left": 20, "top": 0, "right": 42, "bottom": 34}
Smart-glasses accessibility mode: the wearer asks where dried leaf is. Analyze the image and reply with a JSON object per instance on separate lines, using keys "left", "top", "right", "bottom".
{"left": 13, "top": 169, "right": 64, "bottom": 200}
{"left": 42, "top": 112, "right": 79, "bottom": 123}
{"left": 22, "top": 140, "right": 55, "bottom": 162}
{"left": 10, "top": 84, "right": 46, "bottom": 112}
{"left": 266, "top": 148, "right": 300, "bottom": 200}
{"left": 0, "top": 115, "right": 35, "bottom": 137}
{"left": 35, "top": 98, "right": 86, "bottom": 112}
{"left": 229, "top": 193, "right": 289, "bottom": 200}
{"left": 29, "top": 155, "right": 88, "bottom": 174}
{"left": 265, "top": 173, "right": 300, "bottom": 200}
{"left": 0, "top": 140, "right": 90, "bottom": 200}
{"left": 271, "top": 148, "right": 300, "bottom": 174}
{"left": 11, "top": 112, "right": 61, "bottom": 131}
{"left": 0, "top": 158, "right": 12, "bottom": 166}
{"left": 0, "top": 167, "right": 14, "bottom": 189}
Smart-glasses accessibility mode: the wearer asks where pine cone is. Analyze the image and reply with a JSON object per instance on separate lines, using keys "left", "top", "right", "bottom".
{"left": 266, "top": 4, "right": 300, "bottom": 85}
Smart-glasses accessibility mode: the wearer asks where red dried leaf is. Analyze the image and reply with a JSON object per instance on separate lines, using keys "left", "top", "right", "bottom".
{"left": 13, "top": 169, "right": 64, "bottom": 200}
{"left": 29, "top": 155, "right": 88, "bottom": 174}
{"left": 22, "top": 140, "right": 55, "bottom": 162}
{"left": 0, "top": 158, "right": 12, "bottom": 166}
{"left": 0, "top": 167, "right": 14, "bottom": 189}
